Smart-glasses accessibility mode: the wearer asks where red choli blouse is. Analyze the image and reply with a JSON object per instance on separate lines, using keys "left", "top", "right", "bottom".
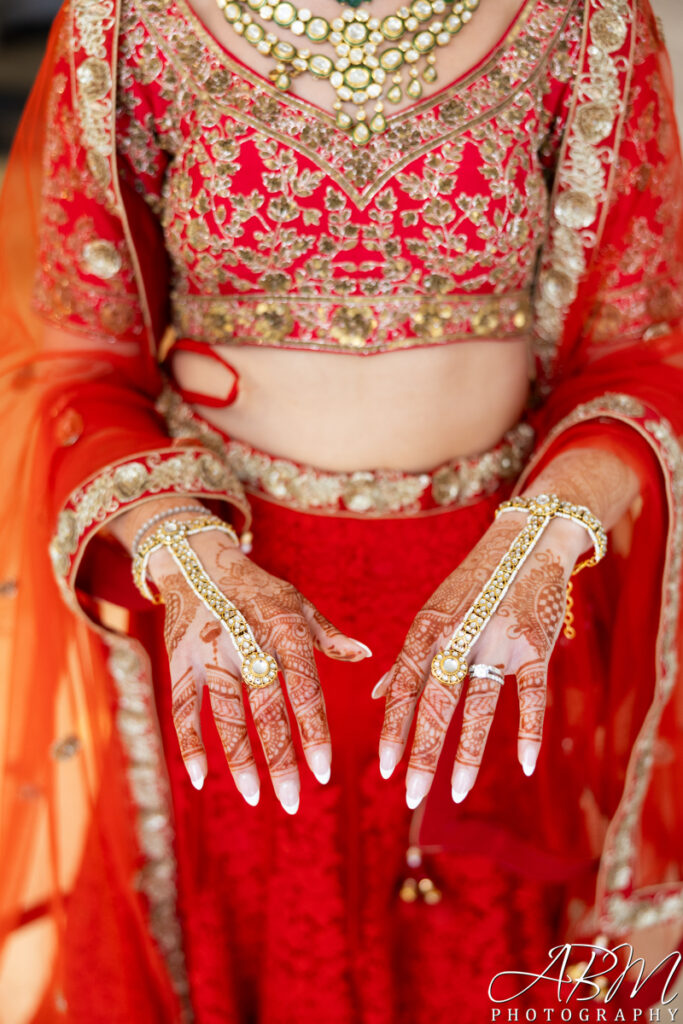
{"left": 107, "top": 0, "right": 583, "bottom": 354}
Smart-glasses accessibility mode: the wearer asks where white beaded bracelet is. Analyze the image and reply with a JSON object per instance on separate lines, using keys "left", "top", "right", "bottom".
{"left": 132, "top": 505, "right": 204, "bottom": 557}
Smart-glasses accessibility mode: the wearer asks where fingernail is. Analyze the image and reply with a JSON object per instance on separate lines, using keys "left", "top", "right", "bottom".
{"left": 278, "top": 781, "right": 300, "bottom": 815}
{"left": 379, "top": 747, "right": 397, "bottom": 779}
{"left": 187, "top": 761, "right": 205, "bottom": 791}
{"left": 371, "top": 673, "right": 390, "bottom": 699}
{"left": 310, "top": 750, "right": 331, "bottom": 785}
{"left": 406, "top": 774, "right": 429, "bottom": 810}
{"left": 349, "top": 638, "right": 373, "bottom": 658}
{"left": 236, "top": 772, "right": 260, "bottom": 806}
{"left": 451, "top": 769, "right": 471, "bottom": 804}
{"left": 522, "top": 751, "right": 538, "bottom": 777}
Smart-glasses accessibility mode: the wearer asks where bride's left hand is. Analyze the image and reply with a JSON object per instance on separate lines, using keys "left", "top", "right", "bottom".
{"left": 375, "top": 510, "right": 590, "bottom": 809}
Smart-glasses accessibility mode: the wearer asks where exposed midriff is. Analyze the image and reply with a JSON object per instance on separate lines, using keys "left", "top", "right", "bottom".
{"left": 170, "top": 337, "right": 531, "bottom": 471}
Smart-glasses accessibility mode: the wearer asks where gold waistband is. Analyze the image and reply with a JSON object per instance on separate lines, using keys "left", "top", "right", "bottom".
{"left": 157, "top": 385, "right": 535, "bottom": 516}
{"left": 171, "top": 289, "right": 532, "bottom": 353}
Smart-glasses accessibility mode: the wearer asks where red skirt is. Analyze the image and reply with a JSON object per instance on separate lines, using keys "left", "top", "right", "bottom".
{"left": 146, "top": 489, "right": 570, "bottom": 1024}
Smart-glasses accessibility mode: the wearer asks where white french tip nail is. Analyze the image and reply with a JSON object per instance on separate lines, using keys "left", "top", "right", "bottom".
{"left": 310, "top": 751, "right": 331, "bottom": 785}
{"left": 451, "top": 786, "right": 468, "bottom": 804}
{"left": 406, "top": 776, "right": 428, "bottom": 810}
{"left": 188, "top": 762, "right": 205, "bottom": 791}
{"left": 379, "top": 748, "right": 397, "bottom": 779}
{"left": 278, "top": 781, "right": 300, "bottom": 815}
{"left": 350, "top": 640, "right": 373, "bottom": 658}
{"left": 522, "top": 758, "right": 537, "bottom": 777}
{"left": 236, "top": 773, "right": 260, "bottom": 806}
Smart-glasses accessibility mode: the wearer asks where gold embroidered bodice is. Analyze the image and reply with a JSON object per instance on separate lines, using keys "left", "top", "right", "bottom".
{"left": 116, "top": 0, "right": 584, "bottom": 354}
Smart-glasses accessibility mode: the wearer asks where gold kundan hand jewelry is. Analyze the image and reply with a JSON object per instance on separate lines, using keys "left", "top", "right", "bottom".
{"left": 215, "top": 0, "right": 481, "bottom": 143}
{"left": 431, "top": 494, "right": 607, "bottom": 688}
{"left": 133, "top": 517, "right": 279, "bottom": 688}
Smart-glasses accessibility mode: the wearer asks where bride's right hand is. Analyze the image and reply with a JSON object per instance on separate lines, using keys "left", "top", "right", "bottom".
{"left": 147, "top": 529, "right": 372, "bottom": 814}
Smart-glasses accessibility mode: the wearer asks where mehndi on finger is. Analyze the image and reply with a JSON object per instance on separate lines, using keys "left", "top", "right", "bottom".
{"left": 134, "top": 518, "right": 279, "bottom": 689}
{"left": 431, "top": 494, "right": 606, "bottom": 688}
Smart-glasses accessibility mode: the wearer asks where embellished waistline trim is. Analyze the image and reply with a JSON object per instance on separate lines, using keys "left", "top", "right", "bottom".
{"left": 157, "top": 384, "right": 536, "bottom": 516}
{"left": 171, "top": 289, "right": 532, "bottom": 353}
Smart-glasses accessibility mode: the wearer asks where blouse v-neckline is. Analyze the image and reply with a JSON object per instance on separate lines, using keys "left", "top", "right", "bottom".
{"left": 175, "top": 0, "right": 539, "bottom": 129}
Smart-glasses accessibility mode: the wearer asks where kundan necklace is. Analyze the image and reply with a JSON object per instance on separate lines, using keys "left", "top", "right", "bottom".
{"left": 215, "top": 0, "right": 482, "bottom": 143}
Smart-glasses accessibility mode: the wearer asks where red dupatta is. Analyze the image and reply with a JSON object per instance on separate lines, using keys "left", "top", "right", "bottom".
{"left": 0, "top": 0, "right": 682, "bottom": 1018}
{"left": 420, "top": 0, "right": 683, "bottom": 946}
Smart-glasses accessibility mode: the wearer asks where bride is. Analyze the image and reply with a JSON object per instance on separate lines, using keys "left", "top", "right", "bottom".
{"left": 1, "top": 0, "right": 682, "bottom": 1019}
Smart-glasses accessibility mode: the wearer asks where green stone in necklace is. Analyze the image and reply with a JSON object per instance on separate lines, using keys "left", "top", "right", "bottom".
{"left": 216, "top": 0, "right": 482, "bottom": 143}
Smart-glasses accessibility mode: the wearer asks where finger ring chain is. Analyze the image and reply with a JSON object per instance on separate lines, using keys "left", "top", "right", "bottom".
{"left": 133, "top": 517, "right": 279, "bottom": 689}
{"left": 431, "top": 494, "right": 607, "bottom": 689}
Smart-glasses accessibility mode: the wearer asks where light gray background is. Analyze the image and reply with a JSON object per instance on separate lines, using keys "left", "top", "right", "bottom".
{"left": 655, "top": 0, "right": 682, "bottom": 122}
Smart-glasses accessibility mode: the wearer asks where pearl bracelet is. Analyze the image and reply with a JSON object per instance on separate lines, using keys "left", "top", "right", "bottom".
{"left": 132, "top": 518, "right": 278, "bottom": 689}
{"left": 132, "top": 505, "right": 205, "bottom": 558}
{"left": 431, "top": 493, "right": 607, "bottom": 688}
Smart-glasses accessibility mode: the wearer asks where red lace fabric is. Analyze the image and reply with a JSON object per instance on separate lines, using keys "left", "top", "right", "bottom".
{"left": 142, "top": 491, "right": 568, "bottom": 1024}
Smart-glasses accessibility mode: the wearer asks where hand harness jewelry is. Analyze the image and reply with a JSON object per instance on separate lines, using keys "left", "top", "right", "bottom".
{"left": 215, "top": 0, "right": 481, "bottom": 143}
{"left": 132, "top": 517, "right": 279, "bottom": 689}
{"left": 132, "top": 505, "right": 207, "bottom": 558}
{"left": 431, "top": 494, "right": 607, "bottom": 688}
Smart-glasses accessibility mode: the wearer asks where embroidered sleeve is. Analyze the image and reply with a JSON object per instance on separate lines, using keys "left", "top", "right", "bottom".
{"left": 533, "top": 0, "right": 683, "bottom": 379}
{"left": 33, "top": 7, "right": 251, "bottom": 619}
{"left": 33, "top": 23, "right": 150, "bottom": 341}
{"left": 579, "top": 11, "right": 683, "bottom": 353}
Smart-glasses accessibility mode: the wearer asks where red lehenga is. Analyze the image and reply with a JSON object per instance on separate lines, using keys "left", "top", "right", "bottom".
{"left": 1, "top": 0, "right": 683, "bottom": 1020}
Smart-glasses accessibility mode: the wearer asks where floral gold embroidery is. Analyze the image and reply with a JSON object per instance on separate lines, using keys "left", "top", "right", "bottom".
{"left": 533, "top": 0, "right": 633, "bottom": 376}
{"left": 49, "top": 448, "right": 249, "bottom": 586}
{"left": 73, "top": 1, "right": 117, "bottom": 193}
{"left": 116, "top": 0, "right": 583, "bottom": 355}
{"left": 107, "top": 640, "right": 194, "bottom": 1020}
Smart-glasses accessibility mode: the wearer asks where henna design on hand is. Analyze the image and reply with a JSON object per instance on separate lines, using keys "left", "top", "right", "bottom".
{"left": 516, "top": 659, "right": 547, "bottom": 744}
{"left": 205, "top": 664, "right": 254, "bottom": 774}
{"left": 200, "top": 621, "right": 222, "bottom": 644}
{"left": 381, "top": 615, "right": 437, "bottom": 748}
{"left": 526, "top": 447, "right": 639, "bottom": 527}
{"left": 381, "top": 518, "right": 522, "bottom": 756}
{"left": 161, "top": 573, "right": 198, "bottom": 656}
{"left": 391, "top": 446, "right": 640, "bottom": 802}
{"left": 407, "top": 678, "right": 462, "bottom": 773}
{"left": 276, "top": 619, "right": 330, "bottom": 750}
{"left": 158, "top": 531, "right": 348, "bottom": 798}
{"left": 498, "top": 549, "right": 566, "bottom": 660}
{"left": 200, "top": 619, "right": 222, "bottom": 663}
{"left": 455, "top": 677, "right": 503, "bottom": 769}
{"left": 247, "top": 683, "right": 298, "bottom": 780}
{"left": 171, "top": 666, "right": 204, "bottom": 763}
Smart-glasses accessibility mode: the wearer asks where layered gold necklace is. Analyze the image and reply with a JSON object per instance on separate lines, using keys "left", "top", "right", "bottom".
{"left": 215, "top": 0, "right": 482, "bottom": 143}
